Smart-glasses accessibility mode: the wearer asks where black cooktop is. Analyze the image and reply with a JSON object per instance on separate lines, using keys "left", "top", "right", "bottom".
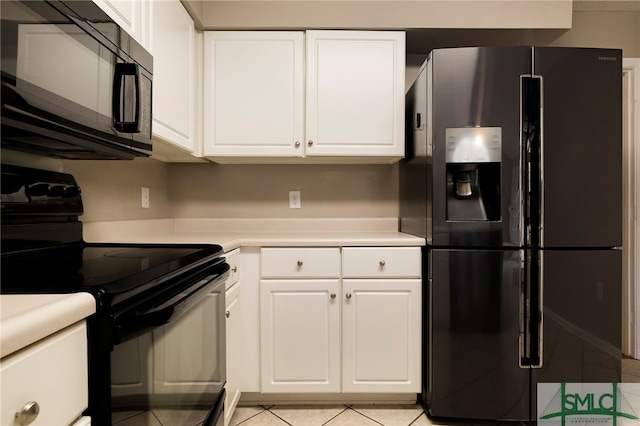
{"left": 1, "top": 242, "right": 226, "bottom": 306}
{"left": 0, "top": 164, "right": 226, "bottom": 309}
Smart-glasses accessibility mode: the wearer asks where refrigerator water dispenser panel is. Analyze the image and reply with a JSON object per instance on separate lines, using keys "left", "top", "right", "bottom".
{"left": 446, "top": 127, "right": 502, "bottom": 222}
{"left": 445, "top": 127, "right": 502, "bottom": 163}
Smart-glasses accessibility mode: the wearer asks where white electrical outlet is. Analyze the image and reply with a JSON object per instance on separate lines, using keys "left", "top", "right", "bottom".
{"left": 141, "top": 187, "right": 150, "bottom": 208}
{"left": 289, "top": 191, "right": 301, "bottom": 209}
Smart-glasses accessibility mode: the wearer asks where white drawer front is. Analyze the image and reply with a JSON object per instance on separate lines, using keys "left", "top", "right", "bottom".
{"left": 342, "top": 247, "right": 421, "bottom": 278}
{"left": 1, "top": 322, "right": 88, "bottom": 426}
{"left": 261, "top": 248, "right": 340, "bottom": 278}
{"left": 226, "top": 248, "right": 241, "bottom": 289}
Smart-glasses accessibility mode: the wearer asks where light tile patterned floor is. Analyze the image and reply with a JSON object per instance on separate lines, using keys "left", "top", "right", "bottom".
{"left": 112, "top": 359, "right": 640, "bottom": 426}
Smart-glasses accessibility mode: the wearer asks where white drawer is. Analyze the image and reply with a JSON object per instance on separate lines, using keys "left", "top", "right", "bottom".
{"left": 226, "top": 248, "right": 241, "bottom": 289}
{"left": 342, "top": 247, "right": 422, "bottom": 278}
{"left": 1, "top": 321, "right": 88, "bottom": 426}
{"left": 261, "top": 248, "right": 340, "bottom": 278}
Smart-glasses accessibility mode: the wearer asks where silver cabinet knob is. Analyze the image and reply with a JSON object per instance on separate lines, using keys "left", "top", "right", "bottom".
{"left": 15, "top": 401, "right": 39, "bottom": 426}
{"left": 226, "top": 310, "right": 231, "bottom": 318}
{"left": 297, "top": 260, "right": 303, "bottom": 267}
{"left": 232, "top": 266, "right": 238, "bottom": 273}
{"left": 295, "top": 141, "right": 301, "bottom": 147}
{"left": 379, "top": 260, "right": 386, "bottom": 267}
{"left": 346, "top": 293, "right": 352, "bottom": 299}
{"left": 330, "top": 293, "right": 336, "bottom": 299}
{"left": 307, "top": 140, "right": 314, "bottom": 146}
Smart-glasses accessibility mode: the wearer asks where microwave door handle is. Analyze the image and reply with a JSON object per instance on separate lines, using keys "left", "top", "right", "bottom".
{"left": 112, "top": 63, "right": 141, "bottom": 133}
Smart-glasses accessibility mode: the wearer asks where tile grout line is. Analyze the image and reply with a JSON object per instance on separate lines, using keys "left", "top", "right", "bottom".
{"left": 346, "top": 406, "right": 385, "bottom": 426}
{"left": 319, "top": 405, "right": 351, "bottom": 426}
{"left": 233, "top": 406, "right": 268, "bottom": 426}
{"left": 265, "top": 407, "right": 294, "bottom": 426}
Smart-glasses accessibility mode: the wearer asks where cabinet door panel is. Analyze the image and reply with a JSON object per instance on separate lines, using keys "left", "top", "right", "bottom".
{"left": 225, "top": 284, "right": 241, "bottom": 426}
{"left": 306, "top": 31, "right": 405, "bottom": 157}
{"left": 260, "top": 279, "right": 340, "bottom": 392}
{"left": 204, "top": 32, "right": 304, "bottom": 157}
{"left": 151, "top": 0, "right": 195, "bottom": 152}
{"left": 0, "top": 322, "right": 88, "bottom": 426}
{"left": 342, "top": 279, "right": 421, "bottom": 392}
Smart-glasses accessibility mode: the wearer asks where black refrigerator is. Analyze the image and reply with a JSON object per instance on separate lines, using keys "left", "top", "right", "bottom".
{"left": 400, "top": 46, "right": 622, "bottom": 422}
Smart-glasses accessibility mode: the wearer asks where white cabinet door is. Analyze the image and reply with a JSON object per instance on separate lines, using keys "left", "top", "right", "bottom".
{"left": 305, "top": 31, "right": 405, "bottom": 159}
{"left": 225, "top": 283, "right": 241, "bottom": 426}
{"left": 203, "top": 32, "right": 305, "bottom": 159}
{"left": 93, "top": 0, "right": 150, "bottom": 49}
{"left": 150, "top": 0, "right": 196, "bottom": 154}
{"left": 0, "top": 322, "right": 88, "bottom": 426}
{"left": 260, "top": 279, "right": 341, "bottom": 392}
{"left": 342, "top": 279, "right": 422, "bottom": 393}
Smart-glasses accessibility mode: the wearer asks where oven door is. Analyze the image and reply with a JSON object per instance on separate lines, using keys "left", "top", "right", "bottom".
{"left": 89, "top": 263, "right": 228, "bottom": 426}
{"left": 0, "top": 0, "right": 152, "bottom": 159}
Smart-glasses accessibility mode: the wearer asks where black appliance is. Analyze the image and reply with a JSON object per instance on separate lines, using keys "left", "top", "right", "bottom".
{"left": 1, "top": 164, "right": 228, "bottom": 426}
{"left": 1, "top": 0, "right": 153, "bottom": 160}
{"left": 400, "top": 46, "right": 622, "bottom": 422}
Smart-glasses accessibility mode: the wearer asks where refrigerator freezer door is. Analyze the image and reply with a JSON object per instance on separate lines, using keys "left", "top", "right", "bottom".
{"left": 431, "top": 47, "right": 530, "bottom": 248}
{"left": 534, "top": 47, "right": 622, "bottom": 248}
{"left": 428, "top": 249, "right": 530, "bottom": 421}
{"left": 533, "top": 249, "right": 621, "bottom": 411}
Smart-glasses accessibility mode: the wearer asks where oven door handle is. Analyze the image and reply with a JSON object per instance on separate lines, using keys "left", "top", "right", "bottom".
{"left": 115, "top": 267, "right": 229, "bottom": 343}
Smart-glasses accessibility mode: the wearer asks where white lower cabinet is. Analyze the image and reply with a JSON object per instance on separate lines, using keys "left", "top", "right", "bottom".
{"left": 225, "top": 249, "right": 241, "bottom": 426}
{"left": 260, "top": 279, "right": 341, "bottom": 392}
{"left": 259, "top": 246, "right": 421, "bottom": 394}
{"left": 0, "top": 321, "right": 89, "bottom": 426}
{"left": 342, "top": 279, "right": 422, "bottom": 392}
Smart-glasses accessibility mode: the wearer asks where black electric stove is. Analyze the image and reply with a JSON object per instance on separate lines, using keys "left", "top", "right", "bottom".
{"left": 1, "top": 164, "right": 228, "bottom": 426}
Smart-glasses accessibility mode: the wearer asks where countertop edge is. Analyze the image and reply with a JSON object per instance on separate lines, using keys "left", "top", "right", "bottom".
{"left": 1, "top": 293, "right": 96, "bottom": 359}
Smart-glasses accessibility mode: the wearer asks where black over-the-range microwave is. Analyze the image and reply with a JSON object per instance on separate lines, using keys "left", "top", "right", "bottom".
{"left": 0, "top": 0, "right": 153, "bottom": 160}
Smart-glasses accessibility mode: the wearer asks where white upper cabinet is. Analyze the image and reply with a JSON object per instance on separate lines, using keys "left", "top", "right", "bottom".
{"left": 305, "top": 31, "right": 405, "bottom": 159}
{"left": 203, "top": 32, "right": 305, "bottom": 159}
{"left": 149, "top": 0, "right": 197, "bottom": 155}
{"left": 203, "top": 30, "right": 405, "bottom": 163}
{"left": 93, "top": 0, "right": 150, "bottom": 50}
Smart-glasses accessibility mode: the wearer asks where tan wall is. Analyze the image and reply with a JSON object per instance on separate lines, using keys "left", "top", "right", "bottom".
{"left": 167, "top": 163, "right": 399, "bottom": 218}
{"left": 62, "top": 158, "right": 172, "bottom": 223}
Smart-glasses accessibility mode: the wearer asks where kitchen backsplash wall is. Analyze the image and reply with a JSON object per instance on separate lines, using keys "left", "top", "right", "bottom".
{"left": 62, "top": 158, "right": 173, "bottom": 223}
{"left": 167, "top": 163, "right": 398, "bottom": 219}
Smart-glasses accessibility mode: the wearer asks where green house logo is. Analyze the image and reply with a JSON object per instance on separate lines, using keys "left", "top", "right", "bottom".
{"left": 539, "top": 383, "right": 640, "bottom": 425}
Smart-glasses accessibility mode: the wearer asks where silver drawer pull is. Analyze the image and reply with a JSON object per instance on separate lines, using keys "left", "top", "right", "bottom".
{"left": 15, "top": 401, "right": 39, "bottom": 426}
{"left": 379, "top": 260, "right": 386, "bottom": 267}
{"left": 232, "top": 266, "right": 238, "bottom": 273}
{"left": 330, "top": 293, "right": 336, "bottom": 299}
{"left": 297, "top": 260, "right": 303, "bottom": 267}
{"left": 346, "top": 293, "right": 352, "bottom": 299}
{"left": 226, "top": 311, "right": 231, "bottom": 318}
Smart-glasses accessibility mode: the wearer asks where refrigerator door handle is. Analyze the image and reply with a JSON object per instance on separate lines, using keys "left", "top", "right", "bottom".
{"left": 519, "top": 249, "right": 544, "bottom": 368}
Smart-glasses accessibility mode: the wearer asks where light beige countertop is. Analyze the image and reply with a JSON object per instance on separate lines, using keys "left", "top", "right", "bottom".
{"left": 1, "top": 218, "right": 423, "bottom": 358}
{"left": 0, "top": 293, "right": 96, "bottom": 358}
{"left": 82, "top": 218, "right": 426, "bottom": 250}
